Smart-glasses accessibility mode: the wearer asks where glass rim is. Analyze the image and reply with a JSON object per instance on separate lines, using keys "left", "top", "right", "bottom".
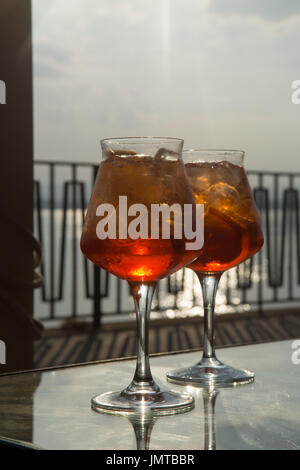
{"left": 183, "top": 148, "right": 245, "bottom": 157}
{"left": 101, "top": 136, "right": 184, "bottom": 146}
{"left": 183, "top": 148, "right": 245, "bottom": 165}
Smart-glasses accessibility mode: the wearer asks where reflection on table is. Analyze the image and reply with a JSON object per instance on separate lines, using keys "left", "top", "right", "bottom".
{"left": 0, "top": 340, "right": 299, "bottom": 450}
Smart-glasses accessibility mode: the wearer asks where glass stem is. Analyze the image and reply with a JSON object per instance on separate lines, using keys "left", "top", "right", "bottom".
{"left": 196, "top": 273, "right": 222, "bottom": 361}
{"left": 203, "top": 388, "right": 218, "bottom": 450}
{"left": 127, "top": 282, "right": 159, "bottom": 394}
{"left": 129, "top": 415, "right": 157, "bottom": 450}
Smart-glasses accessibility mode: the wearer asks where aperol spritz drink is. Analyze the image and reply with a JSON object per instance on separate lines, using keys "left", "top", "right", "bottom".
{"left": 167, "top": 150, "right": 264, "bottom": 387}
{"left": 186, "top": 159, "right": 263, "bottom": 272}
{"left": 81, "top": 152, "right": 198, "bottom": 283}
{"left": 81, "top": 137, "right": 201, "bottom": 414}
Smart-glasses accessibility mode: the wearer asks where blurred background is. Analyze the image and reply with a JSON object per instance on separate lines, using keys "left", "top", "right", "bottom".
{"left": 1, "top": 0, "right": 300, "bottom": 373}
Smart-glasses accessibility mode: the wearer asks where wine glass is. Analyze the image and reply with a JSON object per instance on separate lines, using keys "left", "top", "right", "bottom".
{"left": 80, "top": 137, "right": 201, "bottom": 414}
{"left": 167, "top": 149, "right": 264, "bottom": 387}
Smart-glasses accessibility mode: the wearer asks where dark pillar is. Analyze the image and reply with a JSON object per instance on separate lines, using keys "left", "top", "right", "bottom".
{"left": 0, "top": 0, "right": 35, "bottom": 373}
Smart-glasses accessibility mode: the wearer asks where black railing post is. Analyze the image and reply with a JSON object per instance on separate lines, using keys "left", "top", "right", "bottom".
{"left": 93, "top": 265, "right": 101, "bottom": 328}
{"left": 49, "top": 162, "right": 55, "bottom": 319}
{"left": 92, "top": 164, "right": 102, "bottom": 327}
{"left": 71, "top": 164, "right": 77, "bottom": 318}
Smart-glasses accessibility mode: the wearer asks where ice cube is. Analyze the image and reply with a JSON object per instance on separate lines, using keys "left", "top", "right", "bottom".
{"left": 213, "top": 161, "right": 242, "bottom": 188}
{"left": 205, "top": 182, "right": 240, "bottom": 212}
{"left": 154, "top": 148, "right": 179, "bottom": 161}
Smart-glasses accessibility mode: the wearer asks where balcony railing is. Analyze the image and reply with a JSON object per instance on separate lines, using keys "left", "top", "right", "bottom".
{"left": 34, "top": 160, "right": 300, "bottom": 326}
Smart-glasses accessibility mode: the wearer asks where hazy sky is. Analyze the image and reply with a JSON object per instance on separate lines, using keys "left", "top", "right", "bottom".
{"left": 32, "top": 0, "right": 300, "bottom": 171}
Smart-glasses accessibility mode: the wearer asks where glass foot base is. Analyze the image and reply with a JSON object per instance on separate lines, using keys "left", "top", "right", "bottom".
{"left": 91, "top": 389, "right": 194, "bottom": 416}
{"left": 167, "top": 360, "right": 254, "bottom": 388}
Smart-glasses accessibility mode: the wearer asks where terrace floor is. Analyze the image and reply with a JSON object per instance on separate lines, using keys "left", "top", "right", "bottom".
{"left": 34, "top": 308, "right": 300, "bottom": 369}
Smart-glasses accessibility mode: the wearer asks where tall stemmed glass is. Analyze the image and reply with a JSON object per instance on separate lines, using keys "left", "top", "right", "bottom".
{"left": 167, "top": 149, "right": 264, "bottom": 387}
{"left": 81, "top": 137, "right": 200, "bottom": 414}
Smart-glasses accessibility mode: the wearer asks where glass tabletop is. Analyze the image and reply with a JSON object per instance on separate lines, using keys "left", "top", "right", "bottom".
{"left": 0, "top": 339, "right": 299, "bottom": 450}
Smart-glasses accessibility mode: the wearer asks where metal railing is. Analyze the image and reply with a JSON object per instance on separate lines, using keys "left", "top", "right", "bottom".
{"left": 34, "top": 160, "right": 300, "bottom": 325}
